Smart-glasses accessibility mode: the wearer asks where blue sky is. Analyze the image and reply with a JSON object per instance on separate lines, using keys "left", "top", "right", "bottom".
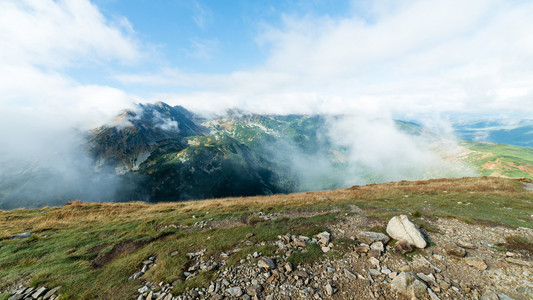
{"left": 93, "top": 0, "right": 351, "bottom": 72}
{"left": 78, "top": 0, "right": 354, "bottom": 92}
{"left": 1, "top": 0, "right": 533, "bottom": 124}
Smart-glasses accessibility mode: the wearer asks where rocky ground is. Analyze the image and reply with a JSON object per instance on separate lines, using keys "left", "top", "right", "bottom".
{"left": 127, "top": 213, "right": 532, "bottom": 300}
{"left": 2, "top": 179, "right": 532, "bottom": 300}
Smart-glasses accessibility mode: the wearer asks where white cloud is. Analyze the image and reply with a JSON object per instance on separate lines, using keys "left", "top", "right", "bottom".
{"left": 0, "top": 0, "right": 142, "bottom": 122}
{"left": 121, "top": 0, "right": 533, "bottom": 118}
{"left": 0, "top": 0, "right": 140, "bottom": 68}
{"left": 192, "top": 0, "right": 213, "bottom": 30}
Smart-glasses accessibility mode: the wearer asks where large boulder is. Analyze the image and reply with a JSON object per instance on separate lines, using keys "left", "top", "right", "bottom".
{"left": 390, "top": 272, "right": 428, "bottom": 298}
{"left": 386, "top": 215, "right": 427, "bottom": 249}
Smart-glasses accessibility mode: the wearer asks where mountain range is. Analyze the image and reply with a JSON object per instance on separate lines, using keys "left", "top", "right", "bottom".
{"left": 1, "top": 102, "right": 532, "bottom": 209}
{"left": 89, "top": 102, "right": 533, "bottom": 203}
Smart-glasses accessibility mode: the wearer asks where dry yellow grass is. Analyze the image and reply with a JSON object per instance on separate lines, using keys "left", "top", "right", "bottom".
{"left": 0, "top": 176, "right": 527, "bottom": 239}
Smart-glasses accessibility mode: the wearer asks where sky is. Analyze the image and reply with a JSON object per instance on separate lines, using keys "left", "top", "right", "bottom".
{"left": 1, "top": 0, "right": 533, "bottom": 127}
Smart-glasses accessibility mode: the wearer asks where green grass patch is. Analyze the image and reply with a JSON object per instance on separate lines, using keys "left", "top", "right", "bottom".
{"left": 288, "top": 243, "right": 323, "bottom": 266}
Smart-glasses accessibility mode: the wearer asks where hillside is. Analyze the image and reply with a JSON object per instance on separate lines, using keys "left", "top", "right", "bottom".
{"left": 88, "top": 102, "right": 533, "bottom": 206}
{"left": 1, "top": 177, "right": 532, "bottom": 299}
{"left": 456, "top": 142, "right": 533, "bottom": 179}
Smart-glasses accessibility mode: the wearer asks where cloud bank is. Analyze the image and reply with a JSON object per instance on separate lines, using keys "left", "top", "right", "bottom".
{"left": 121, "top": 0, "right": 533, "bottom": 118}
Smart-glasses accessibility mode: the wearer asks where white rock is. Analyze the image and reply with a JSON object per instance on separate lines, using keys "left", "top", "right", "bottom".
{"left": 226, "top": 287, "right": 243, "bottom": 297}
{"left": 370, "top": 241, "right": 384, "bottom": 252}
{"left": 386, "top": 215, "right": 427, "bottom": 248}
{"left": 315, "top": 232, "right": 331, "bottom": 246}
{"left": 390, "top": 272, "right": 428, "bottom": 298}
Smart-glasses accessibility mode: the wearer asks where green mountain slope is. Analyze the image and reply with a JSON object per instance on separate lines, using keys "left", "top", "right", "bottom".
{"left": 457, "top": 142, "right": 533, "bottom": 179}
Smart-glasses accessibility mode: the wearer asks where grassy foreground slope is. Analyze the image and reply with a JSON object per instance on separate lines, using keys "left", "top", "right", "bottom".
{"left": 0, "top": 177, "right": 532, "bottom": 299}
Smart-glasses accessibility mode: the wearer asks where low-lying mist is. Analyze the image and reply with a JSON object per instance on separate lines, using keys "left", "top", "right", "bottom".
{"left": 260, "top": 113, "right": 476, "bottom": 193}
{"left": 0, "top": 103, "right": 477, "bottom": 210}
{"left": 0, "top": 108, "right": 137, "bottom": 210}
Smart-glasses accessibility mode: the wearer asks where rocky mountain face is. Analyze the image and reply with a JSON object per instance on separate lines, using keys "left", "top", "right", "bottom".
{"left": 90, "top": 102, "right": 317, "bottom": 202}
{"left": 90, "top": 102, "right": 207, "bottom": 174}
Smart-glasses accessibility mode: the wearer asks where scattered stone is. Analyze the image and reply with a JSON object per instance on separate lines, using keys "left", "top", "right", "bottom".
{"left": 325, "top": 284, "right": 336, "bottom": 296}
{"left": 354, "top": 244, "right": 370, "bottom": 253}
{"left": 293, "top": 270, "right": 308, "bottom": 278}
{"left": 464, "top": 257, "right": 487, "bottom": 270}
{"left": 480, "top": 291, "right": 499, "bottom": 300}
{"left": 390, "top": 272, "right": 428, "bottom": 298}
{"left": 369, "top": 249, "right": 382, "bottom": 258}
{"left": 344, "top": 269, "right": 357, "bottom": 280}
{"left": 226, "top": 286, "right": 243, "bottom": 297}
{"left": 428, "top": 287, "right": 440, "bottom": 300}
{"left": 257, "top": 257, "right": 276, "bottom": 270}
{"left": 386, "top": 215, "right": 427, "bottom": 248}
{"left": 284, "top": 262, "right": 293, "bottom": 272}
{"left": 321, "top": 246, "right": 331, "bottom": 253}
{"left": 399, "top": 264, "right": 411, "bottom": 272}
{"left": 246, "top": 285, "right": 263, "bottom": 296}
{"left": 505, "top": 257, "right": 533, "bottom": 267}
{"left": 417, "top": 273, "right": 436, "bottom": 286}
{"left": 370, "top": 241, "right": 384, "bottom": 253}
{"left": 394, "top": 240, "right": 413, "bottom": 254}
{"left": 170, "top": 251, "right": 179, "bottom": 257}
{"left": 456, "top": 240, "right": 476, "bottom": 249}
{"left": 12, "top": 232, "right": 31, "bottom": 239}
{"left": 381, "top": 266, "right": 391, "bottom": 275}
{"left": 315, "top": 232, "right": 331, "bottom": 246}
{"left": 129, "top": 272, "right": 144, "bottom": 280}
{"left": 357, "top": 231, "right": 390, "bottom": 244}
{"left": 31, "top": 286, "right": 48, "bottom": 298}
{"left": 444, "top": 244, "right": 467, "bottom": 257}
